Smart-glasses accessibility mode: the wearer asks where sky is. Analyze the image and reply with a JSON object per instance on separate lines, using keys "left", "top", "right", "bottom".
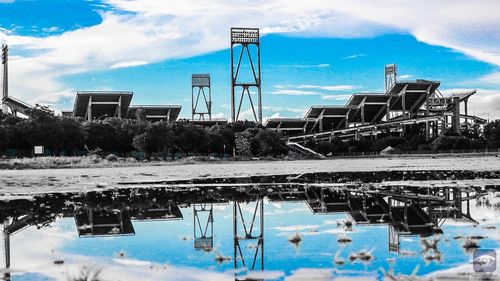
{"left": 0, "top": 0, "right": 500, "bottom": 120}
{"left": 10, "top": 199, "right": 500, "bottom": 281}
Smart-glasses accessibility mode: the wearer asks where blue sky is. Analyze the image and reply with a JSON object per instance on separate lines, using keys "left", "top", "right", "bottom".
{"left": 10, "top": 200, "right": 500, "bottom": 280}
{"left": 1, "top": 0, "right": 500, "bottom": 119}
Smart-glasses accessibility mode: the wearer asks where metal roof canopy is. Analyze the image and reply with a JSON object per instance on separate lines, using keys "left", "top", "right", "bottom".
{"left": 128, "top": 105, "right": 181, "bottom": 121}
{"left": 265, "top": 117, "right": 315, "bottom": 128}
{"left": 73, "top": 91, "right": 133, "bottom": 119}
{"left": 304, "top": 105, "right": 348, "bottom": 119}
{"left": 346, "top": 94, "right": 390, "bottom": 107}
{"left": 187, "top": 118, "right": 228, "bottom": 126}
{"left": 388, "top": 80, "right": 440, "bottom": 112}
{"left": 345, "top": 94, "right": 391, "bottom": 124}
{"left": 74, "top": 208, "right": 135, "bottom": 237}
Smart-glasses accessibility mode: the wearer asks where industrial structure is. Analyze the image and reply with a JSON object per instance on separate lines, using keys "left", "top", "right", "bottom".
{"left": 188, "top": 73, "right": 228, "bottom": 126}
{"left": 0, "top": 181, "right": 485, "bottom": 280}
{"left": 63, "top": 91, "right": 182, "bottom": 122}
{"left": 1, "top": 44, "right": 33, "bottom": 117}
{"left": 191, "top": 74, "right": 212, "bottom": 120}
{"left": 230, "top": 27, "right": 262, "bottom": 124}
{"left": 266, "top": 64, "right": 487, "bottom": 144}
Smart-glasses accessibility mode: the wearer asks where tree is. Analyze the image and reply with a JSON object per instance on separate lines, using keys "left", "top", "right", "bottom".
{"left": 132, "top": 121, "right": 172, "bottom": 159}
{"left": 83, "top": 121, "right": 118, "bottom": 151}
{"left": 251, "top": 129, "right": 287, "bottom": 156}
{"left": 484, "top": 120, "right": 500, "bottom": 148}
{"left": 235, "top": 130, "right": 253, "bottom": 158}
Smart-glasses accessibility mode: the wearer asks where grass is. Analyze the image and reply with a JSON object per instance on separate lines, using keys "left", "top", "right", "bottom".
{"left": 0, "top": 155, "right": 141, "bottom": 169}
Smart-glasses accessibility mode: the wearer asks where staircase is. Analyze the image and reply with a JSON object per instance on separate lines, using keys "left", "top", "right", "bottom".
{"left": 286, "top": 141, "right": 325, "bottom": 159}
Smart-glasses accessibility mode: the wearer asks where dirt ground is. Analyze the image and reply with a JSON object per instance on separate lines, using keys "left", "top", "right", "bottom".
{"left": 0, "top": 154, "right": 499, "bottom": 196}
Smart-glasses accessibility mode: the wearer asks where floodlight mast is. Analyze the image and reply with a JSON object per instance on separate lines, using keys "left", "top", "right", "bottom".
{"left": 191, "top": 74, "right": 212, "bottom": 120}
{"left": 1, "top": 44, "right": 7, "bottom": 114}
{"left": 384, "top": 64, "right": 397, "bottom": 93}
{"left": 230, "top": 27, "right": 262, "bottom": 124}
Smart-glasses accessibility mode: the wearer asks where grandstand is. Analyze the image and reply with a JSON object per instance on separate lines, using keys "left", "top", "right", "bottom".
{"left": 65, "top": 91, "right": 182, "bottom": 122}
{"left": 266, "top": 65, "right": 486, "bottom": 143}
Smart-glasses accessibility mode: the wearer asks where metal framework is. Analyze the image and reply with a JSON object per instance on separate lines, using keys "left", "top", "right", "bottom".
{"left": 72, "top": 91, "right": 133, "bottom": 121}
{"left": 230, "top": 27, "right": 262, "bottom": 124}
{"left": 1, "top": 44, "right": 7, "bottom": 114}
{"left": 193, "top": 203, "right": 214, "bottom": 251}
{"left": 0, "top": 221, "right": 10, "bottom": 281}
{"left": 385, "top": 64, "right": 397, "bottom": 92}
{"left": 233, "top": 199, "right": 264, "bottom": 276}
{"left": 269, "top": 64, "right": 486, "bottom": 145}
{"left": 192, "top": 74, "right": 212, "bottom": 120}
{"left": 0, "top": 44, "right": 33, "bottom": 117}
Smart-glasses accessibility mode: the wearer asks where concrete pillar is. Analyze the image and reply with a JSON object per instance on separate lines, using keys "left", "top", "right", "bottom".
{"left": 345, "top": 110, "right": 350, "bottom": 128}
{"left": 117, "top": 96, "right": 122, "bottom": 118}
{"left": 386, "top": 98, "right": 391, "bottom": 121}
{"left": 452, "top": 97, "right": 460, "bottom": 135}
{"left": 87, "top": 95, "right": 92, "bottom": 121}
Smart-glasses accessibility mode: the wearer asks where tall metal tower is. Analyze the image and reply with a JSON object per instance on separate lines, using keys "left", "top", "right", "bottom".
{"left": 230, "top": 27, "right": 262, "bottom": 124}
{"left": 384, "top": 64, "right": 397, "bottom": 93}
{"left": 193, "top": 203, "right": 214, "bottom": 251}
{"left": 1, "top": 44, "right": 8, "bottom": 114}
{"left": 233, "top": 199, "right": 264, "bottom": 277}
{"left": 0, "top": 221, "right": 10, "bottom": 281}
{"left": 192, "top": 74, "right": 212, "bottom": 120}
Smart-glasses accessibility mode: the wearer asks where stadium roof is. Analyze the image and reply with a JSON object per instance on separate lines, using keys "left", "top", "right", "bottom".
{"left": 388, "top": 80, "right": 440, "bottom": 112}
{"left": 304, "top": 105, "right": 348, "bottom": 119}
{"left": 75, "top": 208, "right": 135, "bottom": 237}
{"left": 127, "top": 105, "right": 181, "bottom": 121}
{"left": 72, "top": 91, "right": 133, "bottom": 119}
{"left": 186, "top": 118, "right": 228, "bottom": 126}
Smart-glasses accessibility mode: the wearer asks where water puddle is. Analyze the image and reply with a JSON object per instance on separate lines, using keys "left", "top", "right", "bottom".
{"left": 1, "top": 180, "right": 500, "bottom": 280}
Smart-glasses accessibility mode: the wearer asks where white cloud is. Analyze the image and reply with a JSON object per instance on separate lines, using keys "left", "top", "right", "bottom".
{"left": 399, "top": 74, "right": 412, "bottom": 79}
{"left": 110, "top": 60, "right": 149, "bottom": 69}
{"left": 1, "top": 0, "right": 499, "bottom": 110}
{"left": 440, "top": 88, "right": 500, "bottom": 120}
{"left": 320, "top": 94, "right": 352, "bottom": 100}
{"left": 270, "top": 84, "right": 356, "bottom": 103}
{"left": 270, "top": 89, "right": 321, "bottom": 96}
{"left": 480, "top": 71, "right": 500, "bottom": 85}
{"left": 343, "top": 53, "right": 366, "bottom": 59}
{"left": 297, "top": 84, "right": 356, "bottom": 91}
{"left": 276, "top": 63, "right": 330, "bottom": 69}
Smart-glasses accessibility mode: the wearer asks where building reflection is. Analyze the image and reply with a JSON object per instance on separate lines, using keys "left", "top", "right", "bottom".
{"left": 193, "top": 203, "right": 214, "bottom": 251}
{"left": 0, "top": 183, "right": 487, "bottom": 280}
{"left": 233, "top": 199, "right": 264, "bottom": 281}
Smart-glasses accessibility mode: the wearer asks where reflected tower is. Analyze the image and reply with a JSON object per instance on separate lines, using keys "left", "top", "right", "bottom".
{"left": 233, "top": 199, "right": 264, "bottom": 280}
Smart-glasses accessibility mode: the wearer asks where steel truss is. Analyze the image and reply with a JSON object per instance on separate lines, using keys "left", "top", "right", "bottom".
{"left": 230, "top": 27, "right": 262, "bottom": 124}
{"left": 233, "top": 199, "right": 264, "bottom": 277}
{"left": 192, "top": 74, "right": 212, "bottom": 120}
{"left": 1, "top": 44, "right": 8, "bottom": 114}
{"left": 193, "top": 203, "right": 214, "bottom": 251}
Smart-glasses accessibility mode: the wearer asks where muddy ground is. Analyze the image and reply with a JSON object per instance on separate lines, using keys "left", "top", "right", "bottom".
{"left": 0, "top": 154, "right": 499, "bottom": 196}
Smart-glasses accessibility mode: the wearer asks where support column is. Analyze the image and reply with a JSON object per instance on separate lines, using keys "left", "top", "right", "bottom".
{"left": 425, "top": 85, "right": 431, "bottom": 140}
{"left": 87, "top": 95, "right": 92, "bottom": 121}
{"left": 345, "top": 110, "right": 350, "bottom": 128}
{"left": 1, "top": 44, "right": 8, "bottom": 114}
{"left": 452, "top": 97, "right": 460, "bottom": 135}
{"left": 117, "top": 96, "right": 122, "bottom": 118}
{"left": 386, "top": 97, "right": 391, "bottom": 121}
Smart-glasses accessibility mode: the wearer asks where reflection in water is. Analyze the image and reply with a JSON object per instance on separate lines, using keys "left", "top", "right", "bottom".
{"left": 0, "top": 183, "right": 491, "bottom": 280}
{"left": 234, "top": 199, "right": 264, "bottom": 280}
{"left": 193, "top": 203, "right": 214, "bottom": 252}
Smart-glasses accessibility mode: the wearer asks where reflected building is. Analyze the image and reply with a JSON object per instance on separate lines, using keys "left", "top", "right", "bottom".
{"left": 233, "top": 199, "right": 264, "bottom": 281}
{"left": 193, "top": 203, "right": 214, "bottom": 251}
{"left": 0, "top": 181, "right": 488, "bottom": 280}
